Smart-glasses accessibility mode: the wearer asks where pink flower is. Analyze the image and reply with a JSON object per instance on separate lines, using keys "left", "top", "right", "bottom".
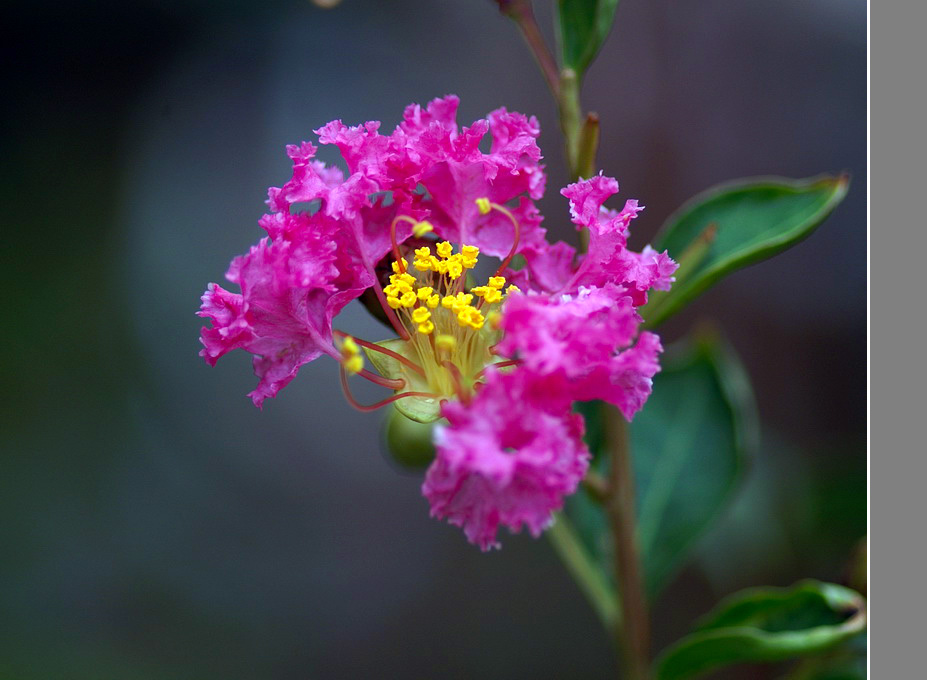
{"left": 199, "top": 96, "right": 547, "bottom": 405}
{"left": 423, "top": 370, "right": 590, "bottom": 551}
{"left": 198, "top": 98, "right": 678, "bottom": 550}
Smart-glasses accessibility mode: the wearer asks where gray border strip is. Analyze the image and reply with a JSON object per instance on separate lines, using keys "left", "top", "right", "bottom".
{"left": 871, "top": 0, "right": 926, "bottom": 677}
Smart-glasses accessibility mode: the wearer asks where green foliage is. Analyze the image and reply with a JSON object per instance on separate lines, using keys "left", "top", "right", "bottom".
{"left": 655, "top": 580, "right": 866, "bottom": 680}
{"left": 563, "top": 330, "right": 757, "bottom": 600}
{"left": 780, "top": 631, "right": 866, "bottom": 680}
{"left": 632, "top": 330, "right": 758, "bottom": 598}
{"left": 557, "top": 0, "right": 620, "bottom": 78}
{"left": 644, "top": 175, "right": 850, "bottom": 327}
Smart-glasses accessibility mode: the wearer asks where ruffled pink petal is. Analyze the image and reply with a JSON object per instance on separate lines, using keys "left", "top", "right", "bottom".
{"left": 198, "top": 235, "right": 347, "bottom": 407}
{"left": 497, "top": 285, "right": 639, "bottom": 375}
{"left": 568, "top": 331, "right": 664, "bottom": 420}
{"left": 423, "top": 370, "right": 589, "bottom": 551}
{"left": 512, "top": 240, "right": 578, "bottom": 293}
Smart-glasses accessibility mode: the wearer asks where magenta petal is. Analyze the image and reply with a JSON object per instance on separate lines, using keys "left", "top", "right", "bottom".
{"left": 423, "top": 371, "right": 590, "bottom": 551}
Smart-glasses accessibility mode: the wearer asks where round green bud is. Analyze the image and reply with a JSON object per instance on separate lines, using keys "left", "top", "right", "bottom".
{"left": 383, "top": 406, "right": 437, "bottom": 468}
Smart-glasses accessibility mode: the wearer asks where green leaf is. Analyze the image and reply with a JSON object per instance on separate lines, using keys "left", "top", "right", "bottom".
{"left": 633, "top": 329, "right": 758, "bottom": 597}
{"left": 557, "top": 0, "right": 620, "bottom": 78}
{"left": 656, "top": 580, "right": 867, "bottom": 680}
{"left": 362, "top": 339, "right": 442, "bottom": 423}
{"left": 780, "top": 631, "right": 866, "bottom": 680}
{"left": 563, "top": 329, "right": 758, "bottom": 600}
{"left": 644, "top": 174, "right": 850, "bottom": 327}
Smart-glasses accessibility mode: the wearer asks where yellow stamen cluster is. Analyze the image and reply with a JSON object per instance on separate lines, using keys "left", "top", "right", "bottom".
{"left": 412, "top": 241, "right": 479, "bottom": 279}
{"left": 441, "top": 292, "right": 484, "bottom": 330}
{"left": 384, "top": 242, "right": 516, "bottom": 337}
{"left": 378, "top": 232, "right": 522, "bottom": 399}
{"left": 339, "top": 336, "right": 364, "bottom": 375}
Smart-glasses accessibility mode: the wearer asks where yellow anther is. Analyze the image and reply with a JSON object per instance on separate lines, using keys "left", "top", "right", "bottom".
{"left": 455, "top": 293, "right": 474, "bottom": 305}
{"left": 436, "top": 241, "right": 453, "bottom": 259}
{"left": 415, "top": 246, "right": 432, "bottom": 258}
{"left": 460, "top": 244, "right": 479, "bottom": 268}
{"left": 435, "top": 259, "right": 449, "bottom": 275}
{"left": 505, "top": 284, "right": 521, "bottom": 295}
{"left": 400, "top": 291, "right": 417, "bottom": 308}
{"left": 412, "top": 220, "right": 434, "bottom": 237}
{"left": 483, "top": 288, "right": 503, "bottom": 304}
{"left": 390, "top": 271, "right": 415, "bottom": 286}
{"left": 383, "top": 284, "right": 397, "bottom": 297}
{"left": 475, "top": 197, "right": 492, "bottom": 215}
{"left": 417, "top": 286, "right": 434, "bottom": 300}
{"left": 343, "top": 354, "right": 364, "bottom": 375}
{"left": 470, "top": 286, "right": 490, "bottom": 297}
{"left": 417, "top": 320, "right": 435, "bottom": 335}
{"left": 411, "top": 307, "right": 431, "bottom": 324}
{"left": 488, "top": 276, "right": 506, "bottom": 289}
{"left": 457, "top": 306, "right": 485, "bottom": 330}
{"left": 391, "top": 258, "right": 409, "bottom": 274}
{"left": 413, "top": 258, "right": 433, "bottom": 272}
{"left": 488, "top": 311, "right": 502, "bottom": 330}
{"left": 446, "top": 258, "right": 464, "bottom": 279}
{"left": 341, "top": 336, "right": 360, "bottom": 357}
{"left": 441, "top": 296, "right": 456, "bottom": 309}
{"left": 426, "top": 294, "right": 440, "bottom": 309}
{"left": 435, "top": 334, "right": 457, "bottom": 352}
{"left": 387, "top": 296, "right": 402, "bottom": 309}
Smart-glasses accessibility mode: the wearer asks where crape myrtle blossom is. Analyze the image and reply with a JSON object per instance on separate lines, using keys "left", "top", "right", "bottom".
{"left": 199, "top": 96, "right": 546, "bottom": 405}
{"left": 197, "top": 96, "right": 677, "bottom": 550}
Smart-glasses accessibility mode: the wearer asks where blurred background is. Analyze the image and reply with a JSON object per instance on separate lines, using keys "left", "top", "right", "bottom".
{"left": 1, "top": 1, "right": 865, "bottom": 678}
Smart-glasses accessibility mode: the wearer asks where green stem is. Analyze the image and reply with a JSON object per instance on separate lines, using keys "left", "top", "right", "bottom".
{"left": 547, "top": 513, "right": 620, "bottom": 631}
{"left": 502, "top": 1, "right": 561, "bottom": 99}
{"left": 559, "top": 68, "right": 583, "bottom": 175}
{"left": 604, "top": 411, "right": 651, "bottom": 680}
{"left": 575, "top": 111, "right": 600, "bottom": 251}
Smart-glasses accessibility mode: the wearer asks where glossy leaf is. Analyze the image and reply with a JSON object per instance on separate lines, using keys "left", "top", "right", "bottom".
{"left": 780, "top": 631, "right": 866, "bottom": 680}
{"left": 563, "top": 329, "right": 758, "bottom": 600}
{"left": 557, "top": 0, "right": 620, "bottom": 78}
{"left": 632, "top": 329, "right": 758, "bottom": 597}
{"left": 644, "top": 175, "right": 850, "bottom": 327}
{"left": 656, "top": 580, "right": 867, "bottom": 680}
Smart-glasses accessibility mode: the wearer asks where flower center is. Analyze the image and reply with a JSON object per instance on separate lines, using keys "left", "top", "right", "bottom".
{"left": 382, "top": 240, "right": 518, "bottom": 398}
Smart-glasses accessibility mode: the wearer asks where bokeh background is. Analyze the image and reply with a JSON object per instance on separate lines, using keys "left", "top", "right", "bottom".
{"left": 1, "top": 1, "right": 865, "bottom": 678}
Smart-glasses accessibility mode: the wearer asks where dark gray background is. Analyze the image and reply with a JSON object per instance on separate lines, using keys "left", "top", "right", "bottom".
{"left": 1, "top": 1, "right": 865, "bottom": 678}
